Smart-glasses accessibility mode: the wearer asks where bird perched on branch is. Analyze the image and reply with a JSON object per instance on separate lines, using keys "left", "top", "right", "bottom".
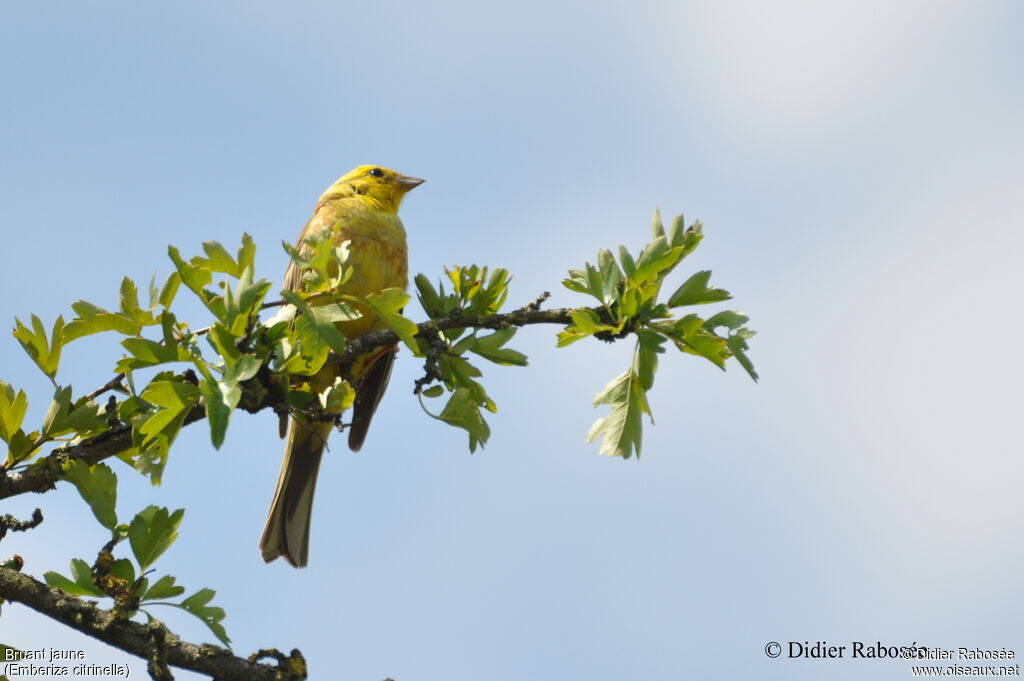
{"left": 260, "top": 165, "right": 423, "bottom": 567}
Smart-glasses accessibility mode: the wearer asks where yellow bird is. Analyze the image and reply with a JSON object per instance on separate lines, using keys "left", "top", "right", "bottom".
{"left": 260, "top": 165, "right": 423, "bottom": 567}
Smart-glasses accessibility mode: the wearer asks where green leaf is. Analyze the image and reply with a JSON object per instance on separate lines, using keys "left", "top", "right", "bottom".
{"left": 41, "top": 386, "right": 102, "bottom": 439}
{"left": 584, "top": 262, "right": 604, "bottom": 303}
{"left": 40, "top": 385, "right": 72, "bottom": 437}
{"left": 284, "top": 229, "right": 353, "bottom": 293}
{"left": 281, "top": 290, "right": 355, "bottom": 355}
{"left": 207, "top": 323, "right": 242, "bottom": 366}
{"left": 680, "top": 329, "right": 729, "bottom": 369}
{"left": 142, "top": 574, "right": 186, "bottom": 601}
{"left": 43, "top": 571, "right": 93, "bottom": 596}
{"left": 556, "top": 309, "right": 615, "bottom": 347}
{"left": 587, "top": 369, "right": 646, "bottom": 458}
{"left": 0, "top": 380, "right": 28, "bottom": 444}
{"left": 43, "top": 558, "right": 105, "bottom": 597}
{"left": 632, "top": 236, "right": 683, "bottom": 285}
{"left": 120, "top": 392, "right": 172, "bottom": 485}
{"left": 421, "top": 385, "right": 444, "bottom": 398}
{"left": 439, "top": 354, "right": 495, "bottom": 412}
{"left": 141, "top": 379, "right": 201, "bottom": 412}
{"left": 117, "top": 337, "right": 192, "bottom": 372}
{"left": 138, "top": 380, "right": 200, "bottom": 450}
{"left": 282, "top": 316, "right": 331, "bottom": 375}
{"left": 4, "top": 429, "right": 39, "bottom": 467}
{"left": 727, "top": 332, "right": 760, "bottom": 382}
{"left": 561, "top": 269, "right": 590, "bottom": 295}
{"left": 179, "top": 588, "right": 231, "bottom": 647}
{"left": 62, "top": 460, "right": 118, "bottom": 530}
{"left": 666, "top": 314, "right": 704, "bottom": 336}
{"left": 134, "top": 441, "right": 168, "bottom": 484}
{"left": 467, "top": 328, "right": 529, "bottom": 366}
{"left": 319, "top": 376, "right": 355, "bottom": 413}
{"left": 62, "top": 301, "right": 143, "bottom": 343}
{"left": 680, "top": 219, "right": 704, "bottom": 257}
{"left": 635, "top": 328, "right": 667, "bottom": 352}
{"left": 158, "top": 272, "right": 182, "bottom": 309}
{"left": 704, "top": 310, "right": 750, "bottom": 331}
{"left": 168, "top": 244, "right": 224, "bottom": 319}
{"left": 168, "top": 244, "right": 212, "bottom": 292}
{"left": 666, "top": 214, "right": 686, "bottom": 248}
{"left": 470, "top": 267, "right": 511, "bottom": 315}
{"left": 128, "top": 506, "right": 184, "bottom": 571}
{"left": 651, "top": 208, "right": 665, "bottom": 239}
{"left": 597, "top": 249, "right": 623, "bottom": 307}
{"left": 236, "top": 233, "right": 256, "bottom": 274}
{"left": 438, "top": 387, "right": 491, "bottom": 452}
{"left": 198, "top": 378, "right": 232, "bottom": 449}
{"left": 224, "top": 354, "right": 261, "bottom": 386}
{"left": 356, "top": 288, "right": 419, "bottom": 351}
{"left": 231, "top": 268, "right": 272, "bottom": 325}
{"left": 618, "top": 245, "right": 637, "bottom": 279}
{"left": 414, "top": 273, "right": 444, "bottom": 317}
{"left": 110, "top": 557, "right": 136, "bottom": 585}
{"left": 562, "top": 260, "right": 608, "bottom": 305}
{"left": 119, "top": 277, "right": 155, "bottom": 325}
{"left": 196, "top": 241, "right": 243, "bottom": 277}
{"left": 668, "top": 270, "right": 732, "bottom": 307}
{"left": 635, "top": 334, "right": 665, "bottom": 391}
{"left": 13, "top": 314, "right": 64, "bottom": 380}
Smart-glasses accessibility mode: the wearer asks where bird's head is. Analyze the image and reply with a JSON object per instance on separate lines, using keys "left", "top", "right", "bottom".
{"left": 319, "top": 165, "right": 424, "bottom": 214}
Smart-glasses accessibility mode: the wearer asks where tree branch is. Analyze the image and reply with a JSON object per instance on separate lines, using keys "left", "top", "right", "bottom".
{"left": 0, "top": 567, "right": 305, "bottom": 681}
{"left": 337, "top": 306, "right": 577, "bottom": 368}
{"left": 0, "top": 408, "right": 206, "bottom": 501}
{"left": 0, "top": 304, "right": 589, "bottom": 502}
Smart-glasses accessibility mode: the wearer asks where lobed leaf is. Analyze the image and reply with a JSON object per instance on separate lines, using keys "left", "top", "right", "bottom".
{"left": 44, "top": 558, "right": 105, "bottom": 597}
{"left": 128, "top": 506, "right": 184, "bottom": 572}
{"left": 437, "top": 387, "right": 491, "bottom": 453}
{"left": 138, "top": 379, "right": 200, "bottom": 452}
{"left": 668, "top": 270, "right": 732, "bottom": 307}
{"left": 0, "top": 380, "right": 29, "bottom": 444}
{"left": 178, "top": 588, "right": 231, "bottom": 647}
{"left": 587, "top": 369, "right": 647, "bottom": 458}
{"left": 62, "top": 460, "right": 118, "bottom": 531}
{"left": 63, "top": 301, "right": 143, "bottom": 343}
{"left": 118, "top": 337, "right": 193, "bottom": 373}
{"left": 13, "top": 314, "right": 64, "bottom": 380}
{"left": 142, "top": 574, "right": 186, "bottom": 601}
{"left": 356, "top": 288, "right": 419, "bottom": 351}
{"left": 467, "top": 328, "right": 528, "bottom": 366}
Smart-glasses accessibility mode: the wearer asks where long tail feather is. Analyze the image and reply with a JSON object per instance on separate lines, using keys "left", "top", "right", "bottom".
{"left": 259, "top": 418, "right": 332, "bottom": 567}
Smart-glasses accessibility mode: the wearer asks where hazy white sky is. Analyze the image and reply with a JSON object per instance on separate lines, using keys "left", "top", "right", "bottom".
{"left": 2, "top": 2, "right": 1022, "bottom": 680}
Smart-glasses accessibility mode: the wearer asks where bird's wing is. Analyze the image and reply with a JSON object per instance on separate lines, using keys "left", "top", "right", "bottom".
{"left": 283, "top": 200, "right": 341, "bottom": 292}
{"left": 347, "top": 344, "right": 396, "bottom": 452}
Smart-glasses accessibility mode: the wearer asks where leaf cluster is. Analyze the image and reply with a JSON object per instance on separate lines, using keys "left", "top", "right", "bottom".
{"left": 413, "top": 266, "right": 528, "bottom": 451}
{"left": 45, "top": 460, "right": 228, "bottom": 646}
{"left": 559, "top": 211, "right": 757, "bottom": 458}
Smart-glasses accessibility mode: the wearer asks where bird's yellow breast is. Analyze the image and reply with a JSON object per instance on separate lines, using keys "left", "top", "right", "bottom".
{"left": 309, "top": 196, "right": 409, "bottom": 339}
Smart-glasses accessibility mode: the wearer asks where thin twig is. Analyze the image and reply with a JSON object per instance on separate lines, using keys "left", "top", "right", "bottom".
{"left": 0, "top": 509, "right": 43, "bottom": 542}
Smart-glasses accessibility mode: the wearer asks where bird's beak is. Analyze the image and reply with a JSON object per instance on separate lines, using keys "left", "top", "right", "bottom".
{"left": 396, "top": 175, "right": 425, "bottom": 191}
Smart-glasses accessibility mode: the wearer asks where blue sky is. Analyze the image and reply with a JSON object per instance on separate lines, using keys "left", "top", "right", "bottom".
{"left": 2, "top": 2, "right": 1022, "bottom": 680}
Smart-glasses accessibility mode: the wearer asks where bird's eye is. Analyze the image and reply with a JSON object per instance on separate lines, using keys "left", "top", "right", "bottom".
{"left": 368, "top": 168, "right": 384, "bottom": 178}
